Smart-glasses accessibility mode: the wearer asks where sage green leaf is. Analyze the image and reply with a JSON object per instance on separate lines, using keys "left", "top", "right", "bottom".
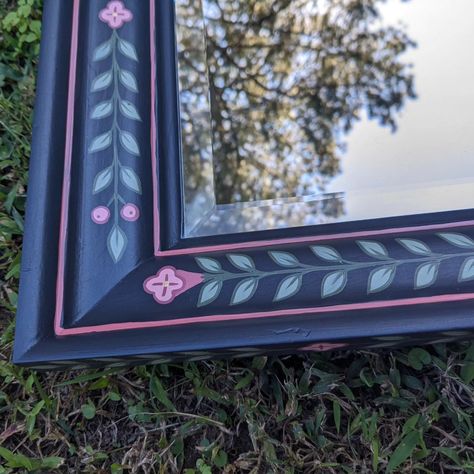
{"left": 227, "top": 254, "right": 255, "bottom": 271}
{"left": 459, "top": 256, "right": 474, "bottom": 282}
{"left": 198, "top": 280, "right": 222, "bottom": 307}
{"left": 368, "top": 265, "right": 396, "bottom": 293}
{"left": 89, "top": 131, "right": 112, "bottom": 153}
{"left": 357, "top": 240, "right": 389, "bottom": 259}
{"left": 269, "top": 251, "right": 299, "bottom": 267}
{"left": 274, "top": 274, "right": 302, "bottom": 301}
{"left": 231, "top": 278, "right": 258, "bottom": 305}
{"left": 91, "top": 70, "right": 112, "bottom": 92}
{"left": 438, "top": 232, "right": 474, "bottom": 249}
{"left": 119, "top": 69, "right": 138, "bottom": 92}
{"left": 311, "top": 245, "right": 343, "bottom": 262}
{"left": 387, "top": 430, "right": 420, "bottom": 472}
{"left": 107, "top": 225, "right": 127, "bottom": 263}
{"left": 91, "top": 100, "right": 113, "bottom": 119}
{"left": 119, "top": 100, "right": 141, "bottom": 121}
{"left": 120, "top": 166, "right": 142, "bottom": 194}
{"left": 195, "top": 257, "right": 222, "bottom": 273}
{"left": 397, "top": 238, "right": 431, "bottom": 256}
{"left": 118, "top": 38, "right": 138, "bottom": 61}
{"left": 93, "top": 39, "right": 112, "bottom": 61}
{"left": 93, "top": 167, "right": 113, "bottom": 194}
{"left": 119, "top": 130, "right": 140, "bottom": 156}
{"left": 414, "top": 262, "right": 439, "bottom": 289}
{"left": 321, "top": 271, "right": 347, "bottom": 298}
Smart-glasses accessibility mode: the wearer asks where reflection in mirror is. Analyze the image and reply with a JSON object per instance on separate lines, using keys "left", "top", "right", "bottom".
{"left": 175, "top": 0, "right": 474, "bottom": 237}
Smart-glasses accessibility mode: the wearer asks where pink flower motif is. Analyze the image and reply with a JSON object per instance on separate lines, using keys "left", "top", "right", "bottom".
{"left": 121, "top": 203, "right": 140, "bottom": 222}
{"left": 299, "top": 342, "right": 348, "bottom": 352}
{"left": 99, "top": 1, "right": 133, "bottom": 29}
{"left": 91, "top": 206, "right": 110, "bottom": 224}
{"left": 144, "top": 266, "right": 204, "bottom": 304}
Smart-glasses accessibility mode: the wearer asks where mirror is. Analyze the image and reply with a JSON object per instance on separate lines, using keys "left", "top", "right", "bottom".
{"left": 175, "top": 0, "right": 474, "bottom": 237}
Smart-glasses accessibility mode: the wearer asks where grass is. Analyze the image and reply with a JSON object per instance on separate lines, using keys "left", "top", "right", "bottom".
{"left": 2, "top": 1, "right": 474, "bottom": 472}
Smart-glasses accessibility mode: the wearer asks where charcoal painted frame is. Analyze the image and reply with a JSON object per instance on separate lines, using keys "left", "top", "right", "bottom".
{"left": 13, "top": 0, "right": 474, "bottom": 370}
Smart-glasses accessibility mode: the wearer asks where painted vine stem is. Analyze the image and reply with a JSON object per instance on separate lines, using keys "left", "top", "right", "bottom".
{"left": 89, "top": 1, "right": 141, "bottom": 263}
{"left": 144, "top": 233, "right": 474, "bottom": 306}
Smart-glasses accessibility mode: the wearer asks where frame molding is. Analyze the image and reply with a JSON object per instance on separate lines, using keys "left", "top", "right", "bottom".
{"left": 13, "top": 0, "right": 474, "bottom": 369}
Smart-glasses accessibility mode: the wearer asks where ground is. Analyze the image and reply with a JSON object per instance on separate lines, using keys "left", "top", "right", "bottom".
{"left": 1, "top": 1, "right": 474, "bottom": 473}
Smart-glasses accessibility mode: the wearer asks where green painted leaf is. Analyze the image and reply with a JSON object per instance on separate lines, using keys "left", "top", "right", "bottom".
{"left": 387, "top": 430, "right": 419, "bottom": 472}
{"left": 119, "top": 69, "right": 138, "bottom": 92}
{"left": 438, "top": 232, "right": 474, "bottom": 249}
{"left": 118, "top": 38, "right": 138, "bottom": 61}
{"left": 93, "top": 167, "right": 113, "bottom": 194}
{"left": 119, "top": 130, "right": 140, "bottom": 156}
{"left": 120, "top": 166, "right": 142, "bottom": 194}
{"left": 231, "top": 278, "right": 258, "bottom": 305}
{"left": 93, "top": 39, "right": 112, "bottom": 61}
{"left": 91, "top": 70, "right": 112, "bottom": 92}
{"left": 198, "top": 280, "right": 222, "bottom": 307}
{"left": 368, "top": 265, "right": 396, "bottom": 293}
{"left": 274, "top": 274, "right": 302, "bottom": 301}
{"left": 357, "top": 240, "right": 389, "bottom": 259}
{"left": 227, "top": 254, "right": 255, "bottom": 271}
{"left": 269, "top": 251, "right": 299, "bottom": 267}
{"left": 91, "top": 100, "right": 113, "bottom": 120}
{"left": 321, "top": 271, "right": 347, "bottom": 298}
{"left": 196, "top": 257, "right": 222, "bottom": 273}
{"left": 414, "top": 262, "right": 439, "bottom": 289}
{"left": 459, "top": 256, "right": 474, "bottom": 282}
{"left": 397, "top": 238, "right": 431, "bottom": 256}
{"left": 311, "top": 245, "right": 343, "bottom": 262}
{"left": 119, "top": 100, "right": 141, "bottom": 121}
{"left": 89, "top": 131, "right": 112, "bottom": 153}
{"left": 107, "top": 225, "right": 127, "bottom": 263}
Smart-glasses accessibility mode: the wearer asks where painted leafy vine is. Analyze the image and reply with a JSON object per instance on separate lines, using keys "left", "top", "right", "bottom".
{"left": 185, "top": 233, "right": 474, "bottom": 307}
{"left": 89, "top": 1, "right": 141, "bottom": 263}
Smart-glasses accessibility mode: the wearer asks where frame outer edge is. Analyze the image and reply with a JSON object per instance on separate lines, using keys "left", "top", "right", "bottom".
{"left": 13, "top": 0, "right": 70, "bottom": 363}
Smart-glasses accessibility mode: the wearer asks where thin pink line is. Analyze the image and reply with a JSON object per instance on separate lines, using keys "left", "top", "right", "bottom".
{"left": 54, "top": 0, "right": 80, "bottom": 335}
{"left": 157, "top": 219, "right": 474, "bottom": 256}
{"left": 55, "top": 292, "right": 474, "bottom": 335}
{"left": 150, "top": 0, "right": 160, "bottom": 253}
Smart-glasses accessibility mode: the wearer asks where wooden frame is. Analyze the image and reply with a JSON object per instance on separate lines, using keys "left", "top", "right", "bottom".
{"left": 14, "top": 0, "right": 474, "bottom": 369}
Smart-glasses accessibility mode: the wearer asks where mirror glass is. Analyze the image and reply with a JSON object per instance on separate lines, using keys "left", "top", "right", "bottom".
{"left": 175, "top": 0, "right": 474, "bottom": 238}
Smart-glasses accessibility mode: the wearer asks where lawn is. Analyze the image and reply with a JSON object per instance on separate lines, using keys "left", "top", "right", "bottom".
{"left": 1, "top": 1, "right": 474, "bottom": 472}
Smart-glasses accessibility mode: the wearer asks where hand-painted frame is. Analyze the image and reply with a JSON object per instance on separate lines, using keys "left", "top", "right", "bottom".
{"left": 13, "top": 0, "right": 474, "bottom": 370}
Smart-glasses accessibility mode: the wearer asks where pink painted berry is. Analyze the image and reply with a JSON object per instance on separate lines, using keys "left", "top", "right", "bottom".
{"left": 121, "top": 203, "right": 140, "bottom": 222}
{"left": 91, "top": 206, "right": 110, "bottom": 224}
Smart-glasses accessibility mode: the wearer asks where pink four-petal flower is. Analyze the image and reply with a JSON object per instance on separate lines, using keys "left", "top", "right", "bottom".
{"left": 99, "top": 1, "right": 133, "bottom": 29}
{"left": 144, "top": 267, "right": 204, "bottom": 305}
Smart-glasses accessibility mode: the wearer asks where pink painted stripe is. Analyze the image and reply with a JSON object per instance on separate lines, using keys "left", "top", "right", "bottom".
{"left": 150, "top": 0, "right": 160, "bottom": 253}
{"left": 157, "top": 219, "right": 474, "bottom": 256}
{"left": 55, "top": 292, "right": 474, "bottom": 336}
{"left": 54, "top": 0, "right": 81, "bottom": 335}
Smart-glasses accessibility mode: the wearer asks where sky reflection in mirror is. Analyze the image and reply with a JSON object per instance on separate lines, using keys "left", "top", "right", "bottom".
{"left": 176, "top": 0, "right": 474, "bottom": 237}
